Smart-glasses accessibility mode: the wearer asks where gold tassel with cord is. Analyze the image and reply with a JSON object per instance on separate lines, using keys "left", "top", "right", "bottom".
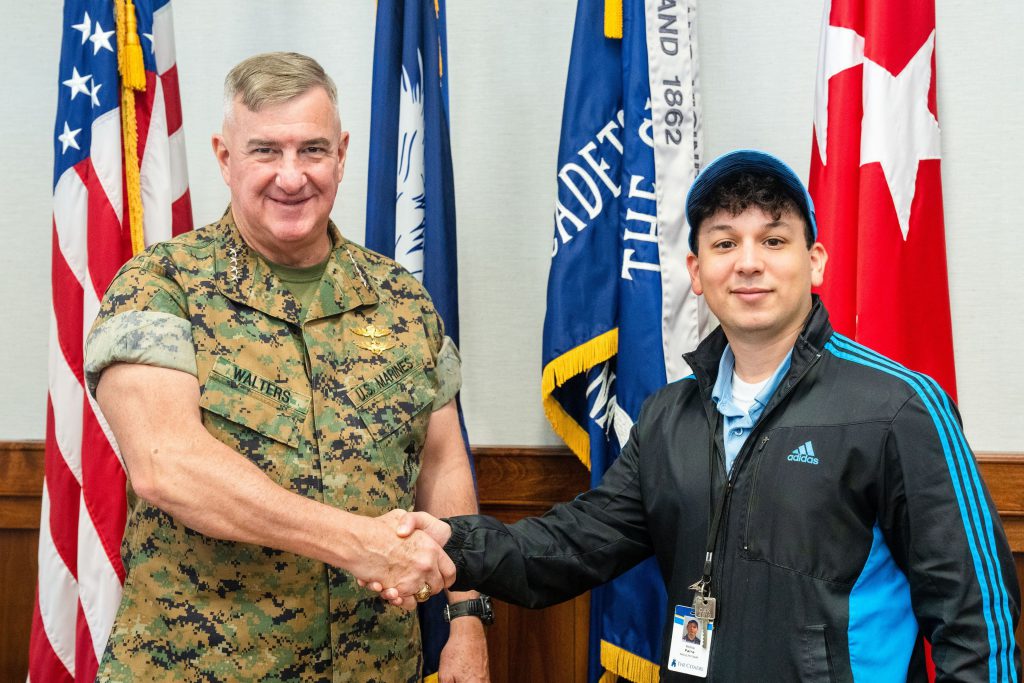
{"left": 120, "top": 0, "right": 146, "bottom": 89}
{"left": 114, "top": 0, "right": 147, "bottom": 255}
{"left": 605, "top": 0, "right": 623, "bottom": 39}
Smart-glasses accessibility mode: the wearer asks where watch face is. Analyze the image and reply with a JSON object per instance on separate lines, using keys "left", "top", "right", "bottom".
{"left": 479, "top": 596, "right": 495, "bottom": 625}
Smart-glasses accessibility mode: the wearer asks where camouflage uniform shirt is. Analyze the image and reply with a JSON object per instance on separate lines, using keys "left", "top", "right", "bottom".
{"left": 84, "top": 211, "right": 461, "bottom": 682}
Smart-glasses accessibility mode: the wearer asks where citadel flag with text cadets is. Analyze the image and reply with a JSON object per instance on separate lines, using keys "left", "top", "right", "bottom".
{"left": 365, "top": 1, "right": 461, "bottom": 680}
{"left": 542, "top": 1, "right": 713, "bottom": 680}
{"left": 809, "top": 0, "right": 956, "bottom": 399}
{"left": 30, "top": 0, "right": 191, "bottom": 680}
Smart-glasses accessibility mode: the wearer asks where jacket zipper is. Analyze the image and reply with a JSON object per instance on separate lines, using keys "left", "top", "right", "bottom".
{"left": 742, "top": 434, "right": 772, "bottom": 550}
{"left": 705, "top": 352, "right": 823, "bottom": 642}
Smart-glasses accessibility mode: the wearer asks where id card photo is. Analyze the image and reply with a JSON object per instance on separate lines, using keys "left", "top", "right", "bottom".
{"left": 668, "top": 604, "right": 713, "bottom": 677}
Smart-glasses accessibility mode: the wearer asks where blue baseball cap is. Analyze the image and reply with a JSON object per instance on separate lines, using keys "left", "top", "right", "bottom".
{"left": 685, "top": 149, "right": 817, "bottom": 253}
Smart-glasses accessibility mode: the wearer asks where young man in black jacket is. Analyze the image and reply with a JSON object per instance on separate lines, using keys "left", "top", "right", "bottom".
{"left": 381, "top": 149, "right": 1022, "bottom": 681}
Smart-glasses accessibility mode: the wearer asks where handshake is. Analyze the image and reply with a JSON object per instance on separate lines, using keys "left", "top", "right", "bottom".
{"left": 351, "top": 509, "right": 457, "bottom": 610}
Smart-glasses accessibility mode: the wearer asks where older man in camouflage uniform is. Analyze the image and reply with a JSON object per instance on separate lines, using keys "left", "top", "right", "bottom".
{"left": 84, "top": 52, "right": 488, "bottom": 682}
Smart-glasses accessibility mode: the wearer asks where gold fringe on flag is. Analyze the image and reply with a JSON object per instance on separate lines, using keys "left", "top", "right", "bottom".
{"left": 114, "top": 0, "right": 148, "bottom": 255}
{"left": 604, "top": 0, "right": 623, "bottom": 39}
{"left": 600, "top": 640, "right": 661, "bottom": 683}
{"left": 541, "top": 328, "right": 619, "bottom": 470}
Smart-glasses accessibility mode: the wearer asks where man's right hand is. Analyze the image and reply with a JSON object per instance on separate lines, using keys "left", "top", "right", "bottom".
{"left": 395, "top": 510, "right": 453, "bottom": 546}
{"left": 356, "top": 511, "right": 454, "bottom": 606}
{"left": 350, "top": 509, "right": 456, "bottom": 610}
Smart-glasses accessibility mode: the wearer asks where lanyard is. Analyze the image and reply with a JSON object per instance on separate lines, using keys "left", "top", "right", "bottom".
{"left": 688, "top": 425, "right": 733, "bottom": 599}
{"left": 687, "top": 335, "right": 821, "bottom": 599}
{"left": 689, "top": 422, "right": 770, "bottom": 599}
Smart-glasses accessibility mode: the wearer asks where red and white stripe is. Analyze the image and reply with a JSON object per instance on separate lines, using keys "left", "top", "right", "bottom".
{"left": 30, "top": 3, "right": 191, "bottom": 680}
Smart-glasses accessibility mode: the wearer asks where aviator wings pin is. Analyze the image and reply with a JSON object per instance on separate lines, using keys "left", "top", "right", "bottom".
{"left": 353, "top": 338, "right": 397, "bottom": 354}
{"left": 352, "top": 324, "right": 395, "bottom": 354}
{"left": 352, "top": 324, "right": 390, "bottom": 339}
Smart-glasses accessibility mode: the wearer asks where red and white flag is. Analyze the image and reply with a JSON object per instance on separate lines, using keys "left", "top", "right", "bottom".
{"left": 30, "top": 1, "right": 191, "bottom": 680}
{"left": 810, "top": 0, "right": 956, "bottom": 399}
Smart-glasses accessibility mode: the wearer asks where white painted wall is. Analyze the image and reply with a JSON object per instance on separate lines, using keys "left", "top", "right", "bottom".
{"left": 3, "top": 1, "right": 1022, "bottom": 451}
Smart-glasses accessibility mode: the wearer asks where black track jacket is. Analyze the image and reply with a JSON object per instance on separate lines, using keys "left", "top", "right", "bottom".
{"left": 446, "top": 299, "right": 1021, "bottom": 681}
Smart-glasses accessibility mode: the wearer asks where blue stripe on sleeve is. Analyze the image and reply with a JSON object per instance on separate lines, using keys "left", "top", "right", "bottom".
{"left": 826, "top": 334, "right": 1016, "bottom": 683}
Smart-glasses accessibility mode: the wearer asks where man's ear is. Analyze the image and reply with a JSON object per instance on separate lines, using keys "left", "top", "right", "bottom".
{"left": 808, "top": 242, "right": 828, "bottom": 288}
{"left": 212, "top": 133, "right": 231, "bottom": 185}
{"left": 686, "top": 251, "right": 703, "bottom": 295}
{"left": 334, "top": 131, "right": 350, "bottom": 184}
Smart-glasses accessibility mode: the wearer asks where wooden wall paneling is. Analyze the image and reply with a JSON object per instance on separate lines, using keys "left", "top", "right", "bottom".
{"left": 473, "top": 447, "right": 591, "bottom": 683}
{"left": 979, "top": 454, "right": 1024, "bottom": 649}
{"left": 2, "top": 443, "right": 1023, "bottom": 682}
{"left": 979, "top": 455, "right": 1024, "bottom": 550}
{"left": 485, "top": 597, "right": 510, "bottom": 682}
{"left": 1, "top": 530, "right": 37, "bottom": 683}
{"left": 0, "top": 442, "right": 43, "bottom": 529}
{"left": 0, "top": 442, "right": 43, "bottom": 683}
{"left": 1018, "top": 555, "right": 1024, "bottom": 649}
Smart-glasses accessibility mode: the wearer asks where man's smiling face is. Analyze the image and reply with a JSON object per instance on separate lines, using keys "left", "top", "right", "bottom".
{"left": 213, "top": 86, "right": 348, "bottom": 265}
{"left": 686, "top": 206, "right": 826, "bottom": 346}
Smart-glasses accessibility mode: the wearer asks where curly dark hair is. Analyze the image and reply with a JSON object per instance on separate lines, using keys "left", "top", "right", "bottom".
{"left": 689, "top": 171, "right": 814, "bottom": 253}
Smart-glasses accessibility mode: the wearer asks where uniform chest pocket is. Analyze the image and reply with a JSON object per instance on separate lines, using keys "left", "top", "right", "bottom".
{"left": 199, "top": 357, "right": 311, "bottom": 447}
{"left": 349, "top": 357, "right": 434, "bottom": 442}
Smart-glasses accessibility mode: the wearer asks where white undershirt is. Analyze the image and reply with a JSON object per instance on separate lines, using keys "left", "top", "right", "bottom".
{"left": 731, "top": 372, "right": 770, "bottom": 415}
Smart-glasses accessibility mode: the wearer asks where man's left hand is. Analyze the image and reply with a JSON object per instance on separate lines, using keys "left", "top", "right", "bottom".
{"left": 438, "top": 616, "right": 489, "bottom": 683}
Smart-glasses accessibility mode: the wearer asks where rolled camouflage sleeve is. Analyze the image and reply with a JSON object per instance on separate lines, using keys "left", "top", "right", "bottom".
{"left": 85, "top": 311, "right": 197, "bottom": 396}
{"left": 432, "top": 335, "right": 462, "bottom": 410}
{"left": 417, "top": 293, "right": 462, "bottom": 410}
{"left": 84, "top": 256, "right": 196, "bottom": 397}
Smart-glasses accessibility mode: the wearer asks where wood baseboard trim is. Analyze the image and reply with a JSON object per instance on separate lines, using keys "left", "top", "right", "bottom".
{"left": 3, "top": 441, "right": 1023, "bottom": 548}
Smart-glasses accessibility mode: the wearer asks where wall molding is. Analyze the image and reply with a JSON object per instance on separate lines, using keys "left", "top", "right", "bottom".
{"left": 6, "top": 439, "right": 1022, "bottom": 550}
{"left": 0, "top": 441, "right": 44, "bottom": 530}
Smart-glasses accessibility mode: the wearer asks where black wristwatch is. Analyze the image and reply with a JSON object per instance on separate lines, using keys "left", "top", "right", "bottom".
{"left": 443, "top": 595, "right": 494, "bottom": 625}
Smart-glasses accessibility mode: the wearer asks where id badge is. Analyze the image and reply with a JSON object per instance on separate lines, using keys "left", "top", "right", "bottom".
{"left": 668, "top": 604, "right": 713, "bottom": 677}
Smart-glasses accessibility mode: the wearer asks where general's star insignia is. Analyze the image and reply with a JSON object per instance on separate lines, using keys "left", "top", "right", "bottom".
{"left": 354, "top": 339, "right": 396, "bottom": 354}
{"left": 352, "top": 324, "right": 391, "bottom": 339}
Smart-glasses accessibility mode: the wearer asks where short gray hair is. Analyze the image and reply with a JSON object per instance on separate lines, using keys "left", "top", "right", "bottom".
{"left": 223, "top": 52, "right": 338, "bottom": 121}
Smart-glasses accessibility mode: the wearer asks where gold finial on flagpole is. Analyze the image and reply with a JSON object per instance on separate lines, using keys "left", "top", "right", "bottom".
{"left": 115, "top": 0, "right": 148, "bottom": 255}
{"left": 120, "top": 0, "right": 147, "bottom": 89}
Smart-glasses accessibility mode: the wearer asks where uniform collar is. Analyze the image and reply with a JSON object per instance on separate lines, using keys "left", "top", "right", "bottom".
{"left": 213, "top": 208, "right": 378, "bottom": 324}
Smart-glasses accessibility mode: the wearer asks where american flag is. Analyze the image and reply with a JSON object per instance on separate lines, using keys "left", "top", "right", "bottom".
{"left": 29, "top": 0, "right": 191, "bottom": 680}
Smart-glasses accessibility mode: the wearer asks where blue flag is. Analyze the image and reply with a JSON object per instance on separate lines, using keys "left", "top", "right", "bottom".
{"left": 367, "top": 0, "right": 459, "bottom": 343}
{"left": 366, "top": 1, "right": 463, "bottom": 680}
{"left": 542, "top": 1, "right": 711, "bottom": 680}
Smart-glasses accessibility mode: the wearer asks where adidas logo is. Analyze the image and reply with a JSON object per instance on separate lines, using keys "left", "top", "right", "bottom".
{"left": 786, "top": 440, "right": 819, "bottom": 465}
